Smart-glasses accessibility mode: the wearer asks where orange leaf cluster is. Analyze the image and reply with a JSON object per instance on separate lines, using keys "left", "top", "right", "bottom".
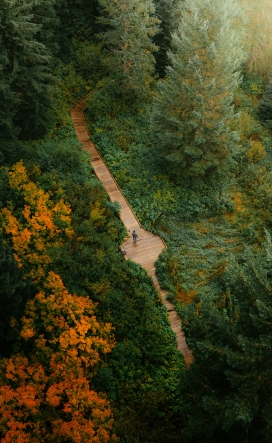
{"left": 0, "top": 161, "right": 74, "bottom": 285}
{"left": 21, "top": 271, "right": 114, "bottom": 369}
{"left": 0, "top": 273, "right": 115, "bottom": 442}
{"left": 0, "top": 162, "right": 116, "bottom": 441}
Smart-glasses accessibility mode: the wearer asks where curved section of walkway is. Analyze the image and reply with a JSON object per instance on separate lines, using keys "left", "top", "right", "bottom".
{"left": 70, "top": 99, "right": 193, "bottom": 366}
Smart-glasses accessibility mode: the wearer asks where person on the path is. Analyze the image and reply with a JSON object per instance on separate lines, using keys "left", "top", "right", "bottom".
{"left": 132, "top": 230, "right": 139, "bottom": 243}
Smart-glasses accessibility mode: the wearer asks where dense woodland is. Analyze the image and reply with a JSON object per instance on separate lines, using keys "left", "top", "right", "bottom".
{"left": 1, "top": 0, "right": 272, "bottom": 441}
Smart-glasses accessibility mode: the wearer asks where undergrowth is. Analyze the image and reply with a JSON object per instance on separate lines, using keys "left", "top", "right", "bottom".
{"left": 85, "top": 73, "right": 272, "bottom": 309}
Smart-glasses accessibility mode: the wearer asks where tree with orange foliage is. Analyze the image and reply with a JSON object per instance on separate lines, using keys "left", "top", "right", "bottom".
{"left": 0, "top": 162, "right": 116, "bottom": 442}
{"left": 0, "top": 161, "right": 73, "bottom": 286}
{"left": 0, "top": 271, "right": 115, "bottom": 443}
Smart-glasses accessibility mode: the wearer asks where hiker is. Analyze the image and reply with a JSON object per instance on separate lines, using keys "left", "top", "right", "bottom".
{"left": 132, "top": 230, "right": 139, "bottom": 243}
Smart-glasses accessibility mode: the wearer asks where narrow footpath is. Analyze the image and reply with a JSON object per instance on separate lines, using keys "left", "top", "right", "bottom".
{"left": 70, "top": 98, "right": 193, "bottom": 366}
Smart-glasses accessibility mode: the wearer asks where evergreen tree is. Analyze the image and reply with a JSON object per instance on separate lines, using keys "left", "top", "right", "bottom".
{"left": 258, "top": 73, "right": 272, "bottom": 128}
{"left": 0, "top": 78, "right": 18, "bottom": 164}
{"left": 97, "top": 0, "right": 160, "bottom": 99}
{"left": 181, "top": 236, "right": 272, "bottom": 442}
{"left": 54, "top": 0, "right": 100, "bottom": 62}
{"left": 0, "top": 235, "right": 33, "bottom": 356}
{"left": 153, "top": 0, "right": 179, "bottom": 77}
{"left": 0, "top": 0, "right": 52, "bottom": 162}
{"left": 32, "top": 0, "right": 60, "bottom": 56}
{"left": 151, "top": 0, "right": 245, "bottom": 179}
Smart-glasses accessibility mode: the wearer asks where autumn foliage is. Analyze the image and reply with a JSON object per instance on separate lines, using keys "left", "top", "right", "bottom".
{"left": 0, "top": 163, "right": 115, "bottom": 442}
{"left": 0, "top": 161, "right": 73, "bottom": 285}
{"left": 0, "top": 273, "right": 115, "bottom": 442}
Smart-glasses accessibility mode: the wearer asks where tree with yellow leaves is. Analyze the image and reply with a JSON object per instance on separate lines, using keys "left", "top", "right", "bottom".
{"left": 0, "top": 161, "right": 73, "bottom": 286}
{"left": 0, "top": 162, "right": 116, "bottom": 442}
{"left": 239, "top": 0, "right": 272, "bottom": 78}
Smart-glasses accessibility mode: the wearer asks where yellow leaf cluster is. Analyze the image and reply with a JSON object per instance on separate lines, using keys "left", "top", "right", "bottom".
{"left": 0, "top": 161, "right": 74, "bottom": 285}
{"left": 246, "top": 140, "right": 266, "bottom": 163}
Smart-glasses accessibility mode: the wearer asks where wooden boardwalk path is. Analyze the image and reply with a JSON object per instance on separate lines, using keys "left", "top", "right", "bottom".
{"left": 70, "top": 99, "right": 193, "bottom": 366}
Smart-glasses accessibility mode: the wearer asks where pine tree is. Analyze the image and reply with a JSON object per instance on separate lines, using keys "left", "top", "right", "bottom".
{"left": 54, "top": 0, "right": 100, "bottom": 62}
{"left": 0, "top": 82, "right": 18, "bottom": 164}
{"left": 97, "top": 0, "right": 160, "bottom": 99}
{"left": 0, "top": 0, "right": 52, "bottom": 162}
{"left": 258, "top": 73, "right": 272, "bottom": 128}
{"left": 153, "top": 0, "right": 179, "bottom": 77}
{"left": 0, "top": 235, "right": 33, "bottom": 356}
{"left": 151, "top": 0, "right": 245, "bottom": 179}
{"left": 31, "top": 0, "right": 60, "bottom": 57}
{"left": 181, "top": 236, "right": 272, "bottom": 442}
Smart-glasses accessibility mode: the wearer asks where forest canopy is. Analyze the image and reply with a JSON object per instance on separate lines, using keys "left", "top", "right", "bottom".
{"left": 1, "top": 0, "right": 272, "bottom": 442}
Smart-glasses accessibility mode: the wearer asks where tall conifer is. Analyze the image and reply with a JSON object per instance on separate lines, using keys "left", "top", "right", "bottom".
{"left": 32, "top": 0, "right": 60, "bottom": 56}
{"left": 151, "top": 0, "right": 245, "bottom": 179}
{"left": 153, "top": 0, "right": 179, "bottom": 77}
{"left": 97, "top": 0, "right": 160, "bottom": 98}
{"left": 258, "top": 73, "right": 272, "bottom": 128}
{"left": 0, "top": 0, "right": 52, "bottom": 162}
{"left": 182, "top": 236, "right": 272, "bottom": 441}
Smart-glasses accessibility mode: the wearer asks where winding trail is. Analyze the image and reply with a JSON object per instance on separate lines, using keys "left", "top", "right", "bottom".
{"left": 70, "top": 98, "right": 193, "bottom": 366}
